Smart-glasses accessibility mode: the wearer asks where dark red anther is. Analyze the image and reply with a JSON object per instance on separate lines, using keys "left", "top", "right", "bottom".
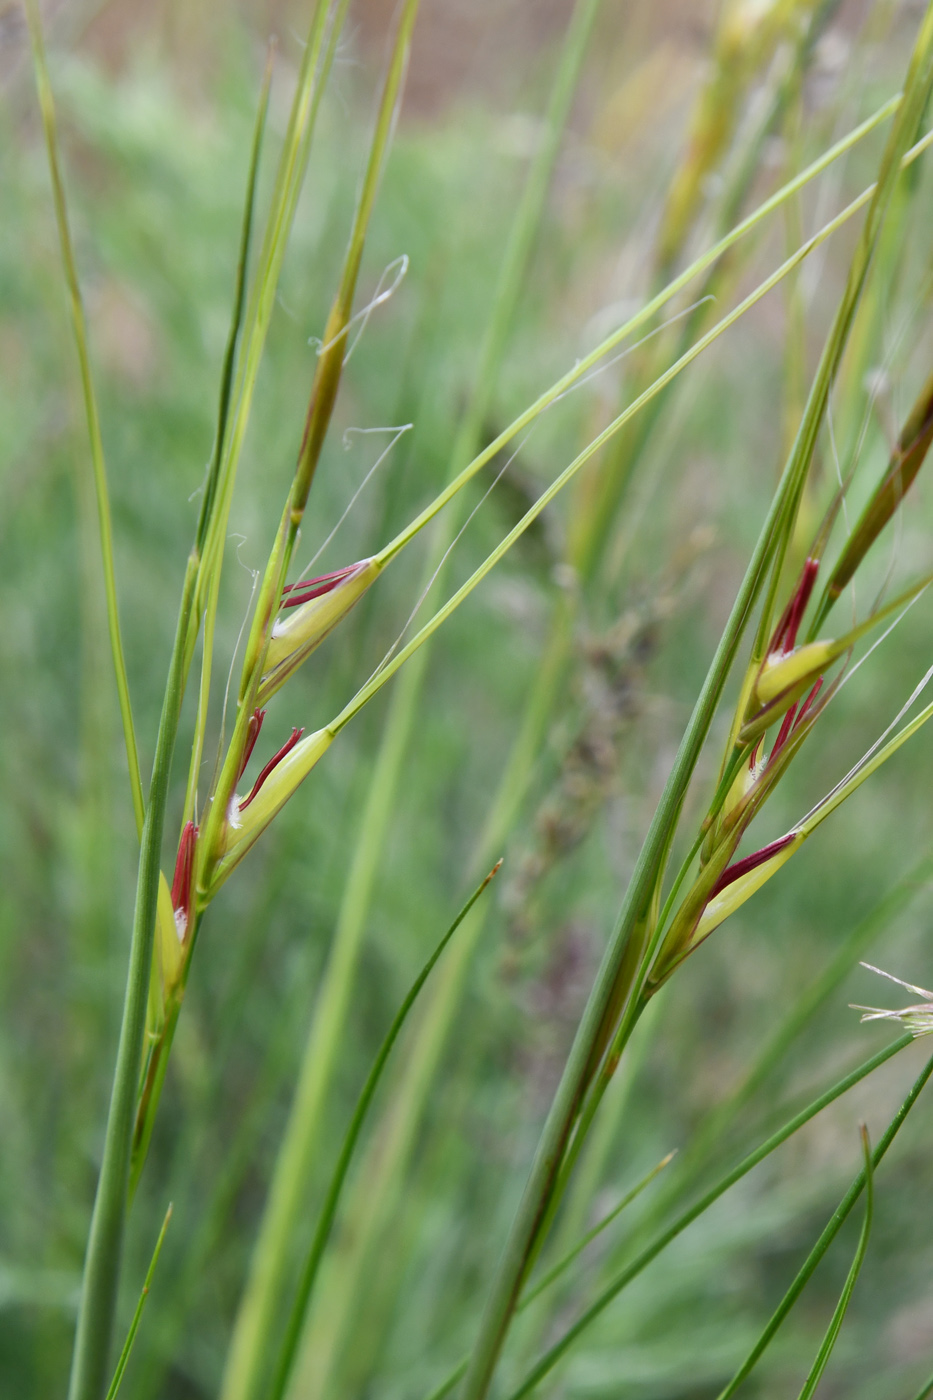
{"left": 770, "top": 557, "right": 820, "bottom": 656}
{"left": 794, "top": 677, "right": 823, "bottom": 727}
{"left": 238, "top": 708, "right": 266, "bottom": 780}
{"left": 171, "top": 821, "right": 199, "bottom": 925}
{"left": 708, "top": 831, "right": 797, "bottom": 901}
{"left": 239, "top": 727, "right": 305, "bottom": 810}
{"left": 770, "top": 702, "right": 799, "bottom": 759}
{"left": 280, "top": 564, "right": 360, "bottom": 611}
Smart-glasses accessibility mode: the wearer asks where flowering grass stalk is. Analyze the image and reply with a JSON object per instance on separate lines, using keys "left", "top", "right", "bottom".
{"left": 26, "top": 1, "right": 933, "bottom": 1395}
{"left": 457, "top": 11, "right": 933, "bottom": 1393}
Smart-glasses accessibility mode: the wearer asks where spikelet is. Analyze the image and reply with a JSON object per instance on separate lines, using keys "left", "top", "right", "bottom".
{"left": 749, "top": 640, "right": 836, "bottom": 715}
{"left": 691, "top": 831, "right": 803, "bottom": 945}
{"left": 258, "top": 558, "right": 381, "bottom": 703}
{"left": 213, "top": 726, "right": 334, "bottom": 885}
{"left": 146, "top": 873, "right": 180, "bottom": 1042}
{"left": 652, "top": 830, "right": 803, "bottom": 985}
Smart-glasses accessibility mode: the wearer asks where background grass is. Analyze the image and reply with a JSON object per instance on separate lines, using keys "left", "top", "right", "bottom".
{"left": 4, "top": 1, "right": 933, "bottom": 1396}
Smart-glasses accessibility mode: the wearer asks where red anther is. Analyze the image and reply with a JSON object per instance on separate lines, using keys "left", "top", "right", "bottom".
{"left": 238, "top": 708, "right": 267, "bottom": 780}
{"left": 770, "top": 557, "right": 820, "bottom": 656}
{"left": 280, "top": 564, "right": 360, "bottom": 610}
{"left": 708, "top": 832, "right": 796, "bottom": 900}
{"left": 239, "top": 727, "right": 305, "bottom": 810}
{"left": 171, "top": 821, "right": 199, "bottom": 922}
{"left": 771, "top": 702, "right": 799, "bottom": 759}
{"left": 794, "top": 677, "right": 824, "bottom": 727}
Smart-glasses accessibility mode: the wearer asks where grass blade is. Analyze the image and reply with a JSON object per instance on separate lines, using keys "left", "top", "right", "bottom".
{"left": 267, "top": 864, "right": 502, "bottom": 1400}
{"left": 25, "top": 0, "right": 145, "bottom": 838}
{"left": 376, "top": 98, "right": 911, "bottom": 572}
{"left": 64, "top": 23, "right": 303, "bottom": 1391}
{"left": 517, "top": 1152, "right": 676, "bottom": 1310}
{"left": 199, "top": 0, "right": 421, "bottom": 898}
{"left": 104, "top": 1204, "right": 172, "bottom": 1400}
{"left": 192, "top": 0, "right": 351, "bottom": 738}
{"left": 419, "top": 1036, "right": 908, "bottom": 1400}
{"left": 67, "top": 551, "right": 199, "bottom": 1400}
{"left": 506, "top": 1038, "right": 927, "bottom": 1400}
{"left": 794, "top": 1127, "right": 873, "bottom": 1400}
{"left": 715, "top": 1061, "right": 931, "bottom": 1400}
{"left": 131, "top": 47, "right": 275, "bottom": 1196}
{"left": 182, "top": 44, "right": 271, "bottom": 829}
{"left": 193, "top": 45, "right": 274, "bottom": 564}
{"left": 332, "top": 136, "right": 933, "bottom": 740}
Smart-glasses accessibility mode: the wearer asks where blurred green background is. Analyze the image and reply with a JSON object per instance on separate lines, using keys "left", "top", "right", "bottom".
{"left": 4, "top": 0, "right": 933, "bottom": 1396}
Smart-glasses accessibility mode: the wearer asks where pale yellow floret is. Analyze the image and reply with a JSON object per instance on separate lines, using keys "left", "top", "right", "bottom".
{"left": 157, "top": 871, "right": 184, "bottom": 977}
{"left": 723, "top": 747, "right": 762, "bottom": 820}
{"left": 754, "top": 641, "right": 836, "bottom": 707}
{"left": 147, "top": 871, "right": 184, "bottom": 1040}
{"left": 219, "top": 727, "right": 334, "bottom": 876}
{"left": 691, "top": 831, "right": 803, "bottom": 945}
{"left": 258, "top": 559, "right": 381, "bottom": 703}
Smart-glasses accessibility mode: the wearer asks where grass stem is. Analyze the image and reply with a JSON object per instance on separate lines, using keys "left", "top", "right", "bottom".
{"left": 26, "top": 0, "right": 145, "bottom": 839}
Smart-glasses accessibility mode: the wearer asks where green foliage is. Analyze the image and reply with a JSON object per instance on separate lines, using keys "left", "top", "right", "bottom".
{"left": 5, "top": 3, "right": 933, "bottom": 1399}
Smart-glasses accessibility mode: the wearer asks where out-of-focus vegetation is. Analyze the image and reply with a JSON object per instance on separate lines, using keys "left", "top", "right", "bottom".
{"left": 4, "top": 0, "right": 933, "bottom": 1396}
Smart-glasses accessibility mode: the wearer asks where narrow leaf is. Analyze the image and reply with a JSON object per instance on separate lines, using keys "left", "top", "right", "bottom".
{"left": 814, "top": 367, "right": 933, "bottom": 631}
{"left": 794, "top": 1127, "right": 873, "bottom": 1400}
{"left": 104, "top": 1203, "right": 172, "bottom": 1400}
{"left": 714, "top": 1056, "right": 933, "bottom": 1400}
{"left": 266, "top": 862, "right": 502, "bottom": 1400}
{"left": 518, "top": 1152, "right": 676, "bottom": 1309}
{"left": 25, "top": 0, "right": 144, "bottom": 837}
{"left": 424, "top": 1035, "right": 911, "bottom": 1400}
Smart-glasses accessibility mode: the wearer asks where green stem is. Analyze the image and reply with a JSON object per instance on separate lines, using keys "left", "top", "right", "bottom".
{"left": 375, "top": 95, "right": 902, "bottom": 574}
{"left": 510, "top": 1038, "right": 927, "bottom": 1400}
{"left": 794, "top": 1128, "right": 873, "bottom": 1400}
{"left": 195, "top": 0, "right": 345, "bottom": 600}
{"left": 714, "top": 1050, "right": 933, "bottom": 1400}
{"left": 184, "top": 47, "right": 273, "bottom": 822}
{"left": 200, "top": 0, "right": 417, "bottom": 892}
{"left": 426, "top": 1035, "right": 911, "bottom": 1400}
{"left": 338, "top": 171, "right": 897, "bottom": 745}
{"left": 518, "top": 1152, "right": 675, "bottom": 1310}
{"left": 26, "top": 0, "right": 144, "bottom": 838}
{"left": 67, "top": 557, "right": 198, "bottom": 1400}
